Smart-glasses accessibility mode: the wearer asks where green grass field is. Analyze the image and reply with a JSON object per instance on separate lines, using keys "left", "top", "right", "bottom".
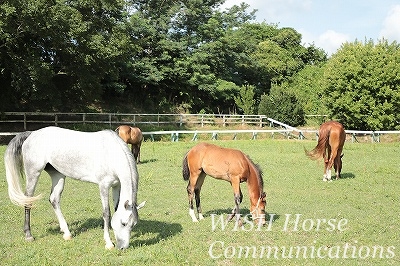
{"left": 0, "top": 139, "right": 399, "bottom": 265}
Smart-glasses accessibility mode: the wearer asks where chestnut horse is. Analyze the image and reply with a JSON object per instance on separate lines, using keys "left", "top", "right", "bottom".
{"left": 182, "top": 142, "right": 267, "bottom": 225}
{"left": 306, "top": 121, "right": 345, "bottom": 181}
{"left": 115, "top": 125, "right": 143, "bottom": 163}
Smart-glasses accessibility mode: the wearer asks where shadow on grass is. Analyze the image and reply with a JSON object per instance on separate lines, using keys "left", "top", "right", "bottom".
{"left": 137, "top": 158, "right": 158, "bottom": 164}
{"left": 46, "top": 217, "right": 182, "bottom": 247}
{"left": 339, "top": 172, "right": 355, "bottom": 179}
{"left": 130, "top": 219, "right": 182, "bottom": 247}
{"left": 46, "top": 217, "right": 104, "bottom": 237}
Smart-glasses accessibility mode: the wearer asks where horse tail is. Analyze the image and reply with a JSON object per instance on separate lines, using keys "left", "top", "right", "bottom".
{"left": 4, "top": 131, "right": 42, "bottom": 207}
{"left": 306, "top": 128, "right": 330, "bottom": 160}
{"left": 182, "top": 152, "right": 190, "bottom": 181}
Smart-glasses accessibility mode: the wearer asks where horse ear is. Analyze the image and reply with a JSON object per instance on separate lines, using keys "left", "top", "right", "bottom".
{"left": 136, "top": 201, "right": 146, "bottom": 210}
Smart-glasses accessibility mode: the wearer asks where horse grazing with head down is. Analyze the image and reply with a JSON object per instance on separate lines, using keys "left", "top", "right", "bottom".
{"left": 306, "top": 121, "right": 345, "bottom": 181}
{"left": 115, "top": 125, "right": 143, "bottom": 163}
{"left": 4, "top": 126, "right": 145, "bottom": 249}
{"left": 182, "top": 142, "right": 267, "bottom": 226}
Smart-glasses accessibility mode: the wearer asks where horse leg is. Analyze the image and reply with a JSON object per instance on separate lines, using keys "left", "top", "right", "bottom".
{"left": 228, "top": 181, "right": 243, "bottom": 224}
{"left": 132, "top": 144, "right": 140, "bottom": 164}
{"left": 327, "top": 152, "right": 339, "bottom": 181}
{"left": 24, "top": 207, "right": 34, "bottom": 241}
{"left": 334, "top": 149, "right": 343, "bottom": 179}
{"left": 23, "top": 165, "right": 42, "bottom": 241}
{"left": 112, "top": 184, "right": 121, "bottom": 212}
{"left": 186, "top": 182, "right": 197, "bottom": 222}
{"left": 194, "top": 172, "right": 206, "bottom": 220}
{"left": 187, "top": 170, "right": 204, "bottom": 222}
{"left": 323, "top": 146, "right": 332, "bottom": 181}
{"left": 47, "top": 167, "right": 72, "bottom": 240}
{"left": 98, "top": 184, "right": 114, "bottom": 249}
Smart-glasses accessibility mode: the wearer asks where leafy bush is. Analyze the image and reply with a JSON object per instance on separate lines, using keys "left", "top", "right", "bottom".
{"left": 234, "top": 85, "right": 256, "bottom": 115}
{"left": 258, "top": 86, "right": 305, "bottom": 126}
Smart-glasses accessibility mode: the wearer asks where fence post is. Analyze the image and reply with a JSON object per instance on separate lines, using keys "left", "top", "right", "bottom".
{"left": 55, "top": 114, "right": 58, "bottom": 126}
{"left": 24, "top": 113, "right": 27, "bottom": 130}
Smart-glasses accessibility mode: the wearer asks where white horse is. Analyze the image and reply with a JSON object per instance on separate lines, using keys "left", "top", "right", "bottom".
{"left": 4, "top": 126, "right": 144, "bottom": 249}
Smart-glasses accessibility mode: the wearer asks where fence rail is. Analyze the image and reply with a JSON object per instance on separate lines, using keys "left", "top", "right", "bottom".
{"left": 1, "top": 112, "right": 399, "bottom": 143}
{"left": 0, "top": 112, "right": 269, "bottom": 129}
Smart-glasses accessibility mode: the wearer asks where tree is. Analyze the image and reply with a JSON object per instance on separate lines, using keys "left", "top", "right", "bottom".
{"left": 258, "top": 86, "right": 305, "bottom": 126}
{"left": 234, "top": 85, "right": 256, "bottom": 115}
{"left": 0, "top": 0, "right": 129, "bottom": 111}
{"left": 284, "top": 65, "right": 328, "bottom": 123}
{"left": 323, "top": 39, "right": 400, "bottom": 130}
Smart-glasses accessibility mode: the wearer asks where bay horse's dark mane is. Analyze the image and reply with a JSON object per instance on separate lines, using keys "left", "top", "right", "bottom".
{"left": 246, "top": 155, "right": 264, "bottom": 192}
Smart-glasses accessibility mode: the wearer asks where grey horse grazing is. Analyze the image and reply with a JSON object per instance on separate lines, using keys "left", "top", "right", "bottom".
{"left": 4, "top": 126, "right": 144, "bottom": 249}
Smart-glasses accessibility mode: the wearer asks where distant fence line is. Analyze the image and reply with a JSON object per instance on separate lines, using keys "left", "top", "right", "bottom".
{"left": 0, "top": 112, "right": 399, "bottom": 143}
{"left": 0, "top": 112, "right": 269, "bottom": 129}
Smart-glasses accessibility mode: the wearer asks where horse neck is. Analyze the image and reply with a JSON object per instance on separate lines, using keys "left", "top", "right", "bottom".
{"left": 119, "top": 177, "right": 135, "bottom": 205}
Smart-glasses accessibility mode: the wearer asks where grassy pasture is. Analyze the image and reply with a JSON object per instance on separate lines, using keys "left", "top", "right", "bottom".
{"left": 0, "top": 139, "right": 399, "bottom": 265}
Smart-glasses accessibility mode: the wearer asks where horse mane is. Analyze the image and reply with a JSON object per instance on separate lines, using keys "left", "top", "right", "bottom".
{"left": 245, "top": 155, "right": 264, "bottom": 192}
{"left": 107, "top": 130, "right": 138, "bottom": 203}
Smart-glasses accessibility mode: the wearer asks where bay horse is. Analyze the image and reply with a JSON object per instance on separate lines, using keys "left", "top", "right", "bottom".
{"left": 306, "top": 121, "right": 346, "bottom": 181}
{"left": 115, "top": 125, "right": 143, "bottom": 163}
{"left": 4, "top": 126, "right": 145, "bottom": 249}
{"left": 182, "top": 142, "right": 267, "bottom": 225}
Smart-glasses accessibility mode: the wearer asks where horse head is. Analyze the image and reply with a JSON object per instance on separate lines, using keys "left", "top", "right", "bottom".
{"left": 250, "top": 192, "right": 267, "bottom": 226}
{"left": 111, "top": 200, "right": 139, "bottom": 249}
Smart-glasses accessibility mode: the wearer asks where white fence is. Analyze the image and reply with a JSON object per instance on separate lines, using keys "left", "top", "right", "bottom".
{"left": 1, "top": 112, "right": 399, "bottom": 142}
{"left": 0, "top": 112, "right": 268, "bottom": 129}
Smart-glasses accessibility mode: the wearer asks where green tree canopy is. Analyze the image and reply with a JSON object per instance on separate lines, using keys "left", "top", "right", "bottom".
{"left": 0, "top": 0, "right": 329, "bottom": 114}
{"left": 323, "top": 39, "right": 400, "bottom": 130}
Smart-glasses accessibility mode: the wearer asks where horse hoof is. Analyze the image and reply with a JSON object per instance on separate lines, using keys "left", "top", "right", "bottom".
{"left": 198, "top": 214, "right": 205, "bottom": 220}
{"left": 25, "top": 236, "right": 35, "bottom": 242}
{"left": 63, "top": 234, "right": 72, "bottom": 240}
{"left": 105, "top": 243, "right": 115, "bottom": 250}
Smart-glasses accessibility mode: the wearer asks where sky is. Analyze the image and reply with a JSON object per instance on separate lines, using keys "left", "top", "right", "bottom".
{"left": 221, "top": 0, "right": 400, "bottom": 55}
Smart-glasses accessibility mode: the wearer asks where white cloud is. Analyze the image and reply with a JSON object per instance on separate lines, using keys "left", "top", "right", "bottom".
{"left": 379, "top": 5, "right": 400, "bottom": 42}
{"left": 298, "top": 28, "right": 350, "bottom": 56}
{"left": 220, "top": 0, "right": 311, "bottom": 21}
{"left": 316, "top": 30, "right": 350, "bottom": 56}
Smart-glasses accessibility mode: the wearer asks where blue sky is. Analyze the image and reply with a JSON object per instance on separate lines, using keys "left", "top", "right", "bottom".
{"left": 221, "top": 0, "right": 400, "bottom": 55}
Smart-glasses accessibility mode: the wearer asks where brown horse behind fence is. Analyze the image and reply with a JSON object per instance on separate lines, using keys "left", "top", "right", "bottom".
{"left": 306, "top": 121, "right": 345, "bottom": 181}
{"left": 182, "top": 142, "right": 267, "bottom": 225}
{"left": 115, "top": 125, "right": 143, "bottom": 163}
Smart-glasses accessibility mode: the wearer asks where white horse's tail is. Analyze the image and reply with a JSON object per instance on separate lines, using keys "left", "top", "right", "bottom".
{"left": 4, "top": 131, "right": 42, "bottom": 207}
